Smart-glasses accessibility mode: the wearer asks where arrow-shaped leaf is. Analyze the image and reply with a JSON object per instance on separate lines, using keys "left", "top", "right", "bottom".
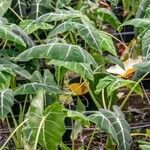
{"left": 19, "top": 19, "right": 54, "bottom": 34}
{"left": 15, "top": 43, "right": 96, "bottom": 66}
{"left": 88, "top": 106, "right": 132, "bottom": 150}
{"left": 48, "top": 20, "right": 117, "bottom": 56}
{"left": 14, "top": 83, "right": 64, "bottom": 95}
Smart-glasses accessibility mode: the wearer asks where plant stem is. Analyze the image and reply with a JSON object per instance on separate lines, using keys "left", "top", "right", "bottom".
{"left": 0, "top": 118, "right": 28, "bottom": 150}
{"left": 34, "top": 33, "right": 43, "bottom": 44}
{"left": 131, "top": 133, "right": 149, "bottom": 137}
{"left": 85, "top": 80, "right": 102, "bottom": 109}
{"left": 6, "top": 117, "right": 19, "bottom": 147}
{"left": 71, "top": 119, "right": 75, "bottom": 150}
{"left": 69, "top": 31, "right": 76, "bottom": 45}
{"left": 57, "top": 66, "right": 61, "bottom": 87}
{"left": 106, "top": 32, "right": 128, "bottom": 49}
{"left": 33, "top": 117, "right": 45, "bottom": 150}
{"left": 86, "top": 128, "right": 96, "bottom": 150}
{"left": 2, "top": 40, "right": 7, "bottom": 49}
{"left": 120, "top": 72, "right": 149, "bottom": 110}
{"left": 102, "top": 89, "right": 107, "bottom": 109}
{"left": 9, "top": 7, "right": 23, "bottom": 21}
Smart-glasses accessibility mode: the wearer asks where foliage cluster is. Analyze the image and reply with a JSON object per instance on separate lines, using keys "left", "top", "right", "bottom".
{"left": 0, "top": 0, "right": 149, "bottom": 150}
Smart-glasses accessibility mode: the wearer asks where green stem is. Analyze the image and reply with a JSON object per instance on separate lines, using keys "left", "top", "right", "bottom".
{"left": 10, "top": 110, "right": 18, "bottom": 128}
{"left": 108, "top": 93, "right": 113, "bottom": 110}
{"left": 33, "top": 117, "right": 45, "bottom": 150}
{"left": 6, "top": 117, "right": 19, "bottom": 147}
{"left": 86, "top": 128, "right": 96, "bottom": 150}
{"left": 120, "top": 72, "right": 149, "bottom": 109}
{"left": 0, "top": 118, "right": 28, "bottom": 150}
{"left": 85, "top": 80, "right": 101, "bottom": 109}
{"left": 71, "top": 119, "right": 75, "bottom": 150}
{"left": 105, "top": 32, "right": 128, "bottom": 49}
{"left": 131, "top": 133, "right": 148, "bottom": 137}
{"left": 57, "top": 66, "right": 61, "bottom": 87}
{"left": 9, "top": 7, "right": 23, "bottom": 21}
{"left": 2, "top": 40, "right": 7, "bottom": 49}
{"left": 11, "top": 75, "right": 16, "bottom": 90}
{"left": 69, "top": 31, "right": 76, "bottom": 45}
{"left": 102, "top": 89, "right": 107, "bottom": 109}
{"left": 34, "top": 33, "right": 43, "bottom": 44}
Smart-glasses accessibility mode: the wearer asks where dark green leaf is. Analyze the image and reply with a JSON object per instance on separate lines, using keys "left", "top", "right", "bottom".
{"left": 88, "top": 106, "right": 132, "bottom": 150}
{"left": 29, "top": 0, "right": 53, "bottom": 19}
{"left": 15, "top": 43, "right": 97, "bottom": 66}
{"left": 14, "top": 83, "right": 64, "bottom": 95}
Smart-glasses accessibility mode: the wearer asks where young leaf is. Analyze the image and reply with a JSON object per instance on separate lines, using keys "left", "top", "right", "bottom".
{"left": 107, "top": 55, "right": 125, "bottom": 70}
{"left": 97, "top": 8, "right": 121, "bottom": 30}
{"left": 36, "top": 9, "right": 81, "bottom": 23}
{"left": 77, "top": 20, "right": 116, "bottom": 56}
{"left": 95, "top": 75, "right": 143, "bottom": 96}
{"left": 0, "top": 89, "right": 14, "bottom": 119}
{"left": 15, "top": 43, "right": 97, "bottom": 66}
{"left": 26, "top": 9, "right": 83, "bottom": 36}
{"left": 48, "top": 21, "right": 74, "bottom": 38}
{"left": 19, "top": 19, "right": 54, "bottom": 34}
{"left": 49, "top": 60, "right": 94, "bottom": 81}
